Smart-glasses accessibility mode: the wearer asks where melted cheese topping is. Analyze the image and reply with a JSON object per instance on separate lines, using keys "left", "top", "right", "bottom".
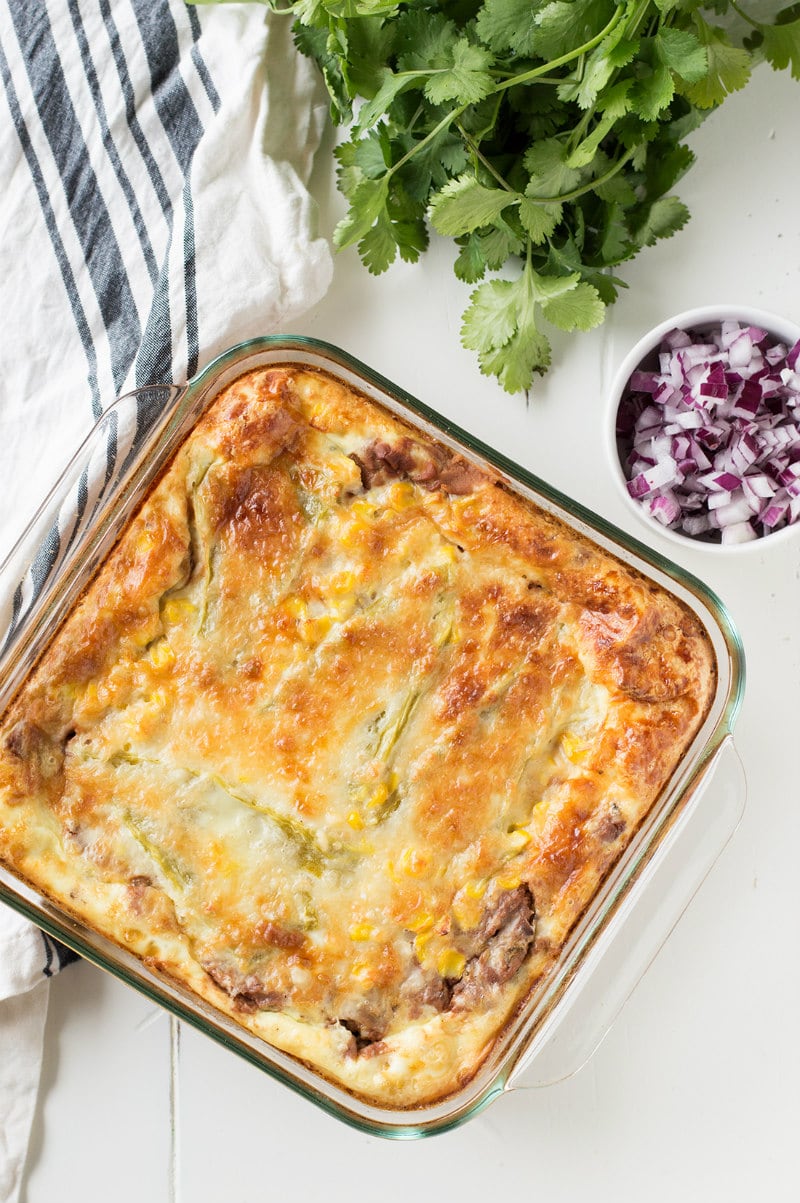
{"left": 0, "top": 366, "right": 716, "bottom": 1107}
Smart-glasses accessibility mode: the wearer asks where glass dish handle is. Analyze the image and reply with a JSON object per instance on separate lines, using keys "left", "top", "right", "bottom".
{"left": 506, "top": 737, "right": 746, "bottom": 1092}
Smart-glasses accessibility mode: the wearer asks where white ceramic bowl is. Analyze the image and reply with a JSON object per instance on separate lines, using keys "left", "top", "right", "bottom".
{"left": 606, "top": 304, "right": 800, "bottom": 552}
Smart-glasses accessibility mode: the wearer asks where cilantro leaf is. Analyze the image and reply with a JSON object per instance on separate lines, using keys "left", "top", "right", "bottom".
{"left": 631, "top": 63, "right": 675, "bottom": 120}
{"left": 518, "top": 197, "right": 563, "bottom": 243}
{"left": 333, "top": 174, "right": 390, "bottom": 248}
{"left": 567, "top": 110, "right": 617, "bottom": 168}
{"left": 475, "top": 0, "right": 543, "bottom": 56}
{"left": 293, "top": 20, "right": 354, "bottom": 122}
{"left": 354, "top": 69, "right": 417, "bottom": 132}
{"left": 532, "top": 0, "right": 616, "bottom": 61}
{"left": 396, "top": 10, "right": 458, "bottom": 71}
{"left": 428, "top": 174, "right": 515, "bottom": 237}
{"left": 633, "top": 195, "right": 690, "bottom": 246}
{"left": 324, "top": 0, "right": 401, "bottom": 17}
{"left": 656, "top": 27, "right": 708, "bottom": 83}
{"left": 558, "top": 36, "right": 638, "bottom": 110}
{"left": 524, "top": 139, "right": 583, "bottom": 198}
{"left": 460, "top": 265, "right": 603, "bottom": 392}
{"left": 358, "top": 211, "right": 398, "bottom": 273}
{"left": 480, "top": 222, "right": 525, "bottom": 267}
{"left": 454, "top": 233, "right": 489, "bottom": 283}
{"left": 683, "top": 22, "right": 751, "bottom": 107}
{"left": 423, "top": 38, "right": 496, "bottom": 106}
{"left": 541, "top": 281, "right": 605, "bottom": 331}
{"left": 761, "top": 17, "right": 800, "bottom": 80}
{"left": 461, "top": 278, "right": 521, "bottom": 355}
{"left": 478, "top": 334, "right": 553, "bottom": 392}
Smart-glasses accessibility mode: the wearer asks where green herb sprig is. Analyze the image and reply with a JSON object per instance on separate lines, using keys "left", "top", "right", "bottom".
{"left": 192, "top": 0, "right": 800, "bottom": 393}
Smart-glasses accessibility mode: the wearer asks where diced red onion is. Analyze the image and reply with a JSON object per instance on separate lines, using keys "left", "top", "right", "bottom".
{"left": 721, "top": 521, "right": 758, "bottom": 545}
{"left": 616, "top": 320, "right": 800, "bottom": 543}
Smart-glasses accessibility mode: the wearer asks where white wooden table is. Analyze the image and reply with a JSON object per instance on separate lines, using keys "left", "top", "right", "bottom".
{"left": 20, "top": 62, "right": 800, "bottom": 1203}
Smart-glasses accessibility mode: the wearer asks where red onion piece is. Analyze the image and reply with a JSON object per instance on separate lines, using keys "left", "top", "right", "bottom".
{"left": 616, "top": 320, "right": 800, "bottom": 543}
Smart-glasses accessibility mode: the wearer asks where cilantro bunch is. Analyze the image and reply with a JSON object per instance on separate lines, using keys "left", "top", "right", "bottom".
{"left": 196, "top": 0, "right": 800, "bottom": 393}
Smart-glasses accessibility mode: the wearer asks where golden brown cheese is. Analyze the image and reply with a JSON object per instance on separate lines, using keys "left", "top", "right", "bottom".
{"left": 0, "top": 366, "right": 715, "bottom": 1106}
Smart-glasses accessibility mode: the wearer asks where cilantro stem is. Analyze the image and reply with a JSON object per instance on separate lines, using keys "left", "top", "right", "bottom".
{"left": 568, "top": 110, "right": 594, "bottom": 154}
{"left": 455, "top": 121, "right": 516, "bottom": 193}
{"left": 492, "top": 6, "right": 626, "bottom": 93}
{"left": 390, "top": 104, "right": 468, "bottom": 175}
{"left": 728, "top": 0, "right": 763, "bottom": 29}
{"left": 529, "top": 148, "right": 634, "bottom": 205}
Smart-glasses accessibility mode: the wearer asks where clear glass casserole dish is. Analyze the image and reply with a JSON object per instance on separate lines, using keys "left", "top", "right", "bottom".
{"left": 0, "top": 336, "right": 745, "bottom": 1137}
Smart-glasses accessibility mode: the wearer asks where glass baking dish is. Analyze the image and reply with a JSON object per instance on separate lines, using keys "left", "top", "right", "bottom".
{"left": 0, "top": 336, "right": 745, "bottom": 1137}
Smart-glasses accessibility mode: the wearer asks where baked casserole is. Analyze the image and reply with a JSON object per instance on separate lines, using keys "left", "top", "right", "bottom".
{"left": 0, "top": 365, "right": 716, "bottom": 1107}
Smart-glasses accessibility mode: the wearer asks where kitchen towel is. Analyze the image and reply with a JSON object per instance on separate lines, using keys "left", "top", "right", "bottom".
{"left": 0, "top": 2, "right": 332, "bottom": 1198}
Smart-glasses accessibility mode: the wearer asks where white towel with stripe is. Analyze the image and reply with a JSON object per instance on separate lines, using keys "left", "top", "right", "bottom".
{"left": 0, "top": 3, "right": 332, "bottom": 1198}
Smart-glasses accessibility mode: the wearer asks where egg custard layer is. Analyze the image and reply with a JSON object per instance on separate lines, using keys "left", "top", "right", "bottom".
{"left": 0, "top": 366, "right": 715, "bottom": 1107}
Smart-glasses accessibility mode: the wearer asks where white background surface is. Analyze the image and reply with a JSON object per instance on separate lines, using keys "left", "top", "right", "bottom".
{"left": 17, "top": 61, "right": 800, "bottom": 1202}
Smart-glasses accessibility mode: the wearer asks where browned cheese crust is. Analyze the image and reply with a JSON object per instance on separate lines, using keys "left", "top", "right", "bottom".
{"left": 0, "top": 366, "right": 716, "bottom": 1106}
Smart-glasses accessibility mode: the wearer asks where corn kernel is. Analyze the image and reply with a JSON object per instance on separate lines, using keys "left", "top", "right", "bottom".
{"left": 506, "top": 827, "right": 531, "bottom": 855}
{"left": 350, "top": 499, "right": 375, "bottom": 521}
{"left": 329, "top": 570, "right": 357, "bottom": 595}
{"left": 388, "top": 481, "right": 416, "bottom": 510}
{"left": 439, "top": 542, "right": 458, "bottom": 563}
{"left": 162, "top": 598, "right": 196, "bottom": 625}
{"left": 407, "top": 911, "right": 434, "bottom": 933}
{"left": 130, "top": 625, "right": 156, "bottom": 648}
{"left": 283, "top": 595, "right": 307, "bottom": 620}
{"left": 398, "top": 847, "right": 429, "bottom": 876}
{"left": 465, "top": 878, "right": 488, "bottom": 900}
{"left": 299, "top": 615, "right": 333, "bottom": 644}
{"left": 366, "top": 772, "right": 398, "bottom": 811}
{"left": 496, "top": 873, "right": 521, "bottom": 891}
{"left": 351, "top": 961, "right": 372, "bottom": 983}
{"left": 338, "top": 519, "right": 367, "bottom": 548}
{"left": 329, "top": 595, "right": 356, "bottom": 622}
{"left": 346, "top": 810, "right": 364, "bottom": 831}
{"left": 414, "top": 930, "right": 434, "bottom": 961}
{"left": 561, "top": 731, "right": 587, "bottom": 763}
{"left": 367, "top": 782, "right": 390, "bottom": 811}
{"left": 437, "top": 948, "right": 466, "bottom": 980}
{"left": 349, "top": 922, "right": 375, "bottom": 941}
{"left": 148, "top": 640, "right": 175, "bottom": 670}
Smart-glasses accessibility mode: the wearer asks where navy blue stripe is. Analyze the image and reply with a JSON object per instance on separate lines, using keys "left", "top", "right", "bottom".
{"left": 183, "top": 179, "right": 199, "bottom": 378}
{"left": 135, "top": 385, "right": 173, "bottom": 437}
{"left": 116, "top": 385, "right": 176, "bottom": 481}
{"left": 30, "top": 518, "right": 61, "bottom": 597}
{"left": 0, "top": 36, "right": 101, "bottom": 420}
{"left": 76, "top": 464, "right": 89, "bottom": 529}
{"left": 59, "top": 463, "right": 91, "bottom": 562}
{"left": 41, "top": 932, "right": 55, "bottom": 978}
{"left": 67, "top": 0, "right": 159, "bottom": 284}
{"left": 130, "top": 0, "right": 203, "bottom": 177}
{"left": 55, "top": 941, "right": 80, "bottom": 969}
{"left": 135, "top": 238, "right": 174, "bottom": 388}
{"left": 104, "top": 409, "right": 119, "bottom": 489}
{"left": 0, "top": 583, "right": 24, "bottom": 658}
{"left": 99, "top": 0, "right": 173, "bottom": 221}
{"left": 9, "top": 4, "right": 142, "bottom": 392}
{"left": 185, "top": 4, "right": 221, "bottom": 113}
